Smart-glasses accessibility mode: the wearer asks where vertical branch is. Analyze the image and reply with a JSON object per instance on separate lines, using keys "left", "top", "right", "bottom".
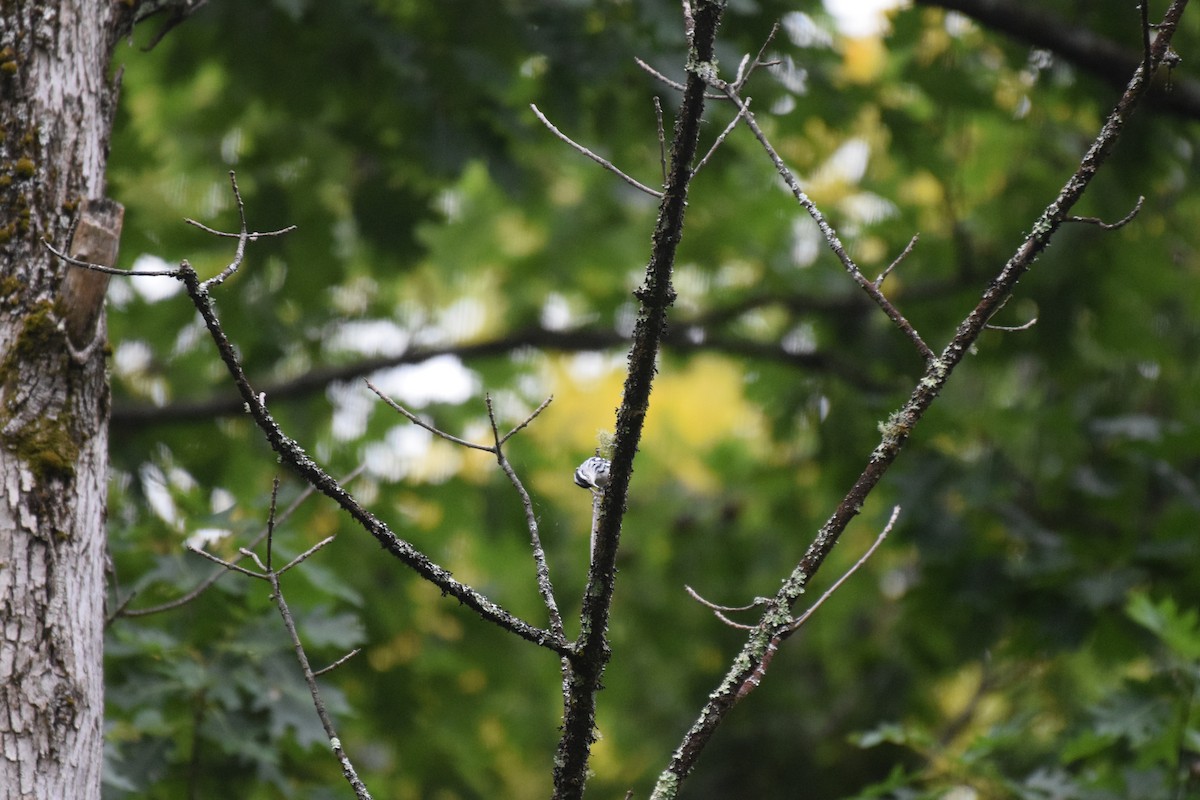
{"left": 552, "top": 2, "right": 729, "bottom": 797}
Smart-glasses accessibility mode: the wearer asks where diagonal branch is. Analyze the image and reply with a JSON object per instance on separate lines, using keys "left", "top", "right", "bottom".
{"left": 172, "top": 258, "right": 571, "bottom": 655}
{"left": 650, "top": 1, "right": 1189, "bottom": 795}
{"left": 531, "top": 103, "right": 664, "bottom": 199}
{"left": 710, "top": 78, "right": 937, "bottom": 363}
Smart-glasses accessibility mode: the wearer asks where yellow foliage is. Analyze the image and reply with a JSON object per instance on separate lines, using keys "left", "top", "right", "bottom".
{"left": 494, "top": 209, "right": 546, "bottom": 258}
{"left": 840, "top": 37, "right": 887, "bottom": 84}
{"left": 532, "top": 353, "right": 766, "bottom": 495}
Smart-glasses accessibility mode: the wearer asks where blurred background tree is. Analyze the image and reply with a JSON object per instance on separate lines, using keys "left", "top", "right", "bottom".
{"left": 101, "top": 1, "right": 1200, "bottom": 798}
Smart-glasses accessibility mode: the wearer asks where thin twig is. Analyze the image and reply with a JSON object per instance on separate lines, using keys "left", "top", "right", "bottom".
{"left": 259, "top": 493, "right": 374, "bottom": 800}
{"left": 313, "top": 648, "right": 362, "bottom": 678}
{"left": 365, "top": 379, "right": 494, "bottom": 452}
{"left": 684, "top": 584, "right": 757, "bottom": 630}
{"left": 498, "top": 394, "right": 554, "bottom": 446}
{"left": 787, "top": 505, "right": 899, "bottom": 633}
{"left": 176, "top": 255, "right": 569, "bottom": 654}
{"left": 1066, "top": 195, "right": 1144, "bottom": 229}
{"left": 114, "top": 468, "right": 362, "bottom": 621}
{"left": 876, "top": 234, "right": 920, "bottom": 288}
{"left": 986, "top": 317, "right": 1039, "bottom": 332}
{"left": 693, "top": 97, "right": 751, "bottom": 177}
{"left": 277, "top": 535, "right": 337, "bottom": 575}
{"left": 684, "top": 585, "right": 766, "bottom": 614}
{"left": 708, "top": 78, "right": 937, "bottom": 363}
{"left": 635, "top": 56, "right": 725, "bottom": 99}
{"left": 45, "top": 241, "right": 179, "bottom": 277}
{"left": 485, "top": 395, "right": 566, "bottom": 641}
{"left": 530, "top": 103, "right": 664, "bottom": 199}
{"left": 185, "top": 544, "right": 265, "bottom": 578}
{"left": 187, "top": 171, "right": 297, "bottom": 290}
{"left": 732, "top": 22, "right": 779, "bottom": 91}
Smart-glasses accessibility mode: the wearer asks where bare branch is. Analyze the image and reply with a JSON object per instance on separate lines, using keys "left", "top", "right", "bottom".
{"left": 186, "top": 480, "right": 374, "bottom": 797}
{"left": 499, "top": 394, "right": 554, "bottom": 446}
{"left": 692, "top": 96, "right": 751, "bottom": 177}
{"left": 365, "top": 379, "right": 495, "bottom": 452}
{"left": 876, "top": 234, "right": 920, "bottom": 288}
{"left": 175, "top": 259, "right": 569, "bottom": 654}
{"left": 261, "top": 529, "right": 374, "bottom": 798}
{"left": 45, "top": 240, "right": 179, "bottom": 277}
{"left": 485, "top": 395, "right": 566, "bottom": 641}
{"left": 652, "top": 3, "right": 1189, "bottom": 794}
{"left": 555, "top": 2, "right": 729, "bottom": 794}
{"left": 186, "top": 171, "right": 297, "bottom": 290}
{"left": 313, "top": 648, "right": 362, "bottom": 678}
{"left": 530, "top": 103, "right": 664, "bottom": 199}
{"left": 710, "top": 77, "right": 937, "bottom": 363}
{"left": 1066, "top": 195, "right": 1144, "bottom": 229}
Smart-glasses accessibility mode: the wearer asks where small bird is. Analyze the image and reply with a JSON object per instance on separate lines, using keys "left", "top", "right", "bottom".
{"left": 574, "top": 456, "right": 611, "bottom": 492}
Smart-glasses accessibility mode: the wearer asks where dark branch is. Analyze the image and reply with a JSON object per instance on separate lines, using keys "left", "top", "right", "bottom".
{"left": 915, "top": 0, "right": 1200, "bottom": 120}
{"left": 174, "top": 258, "right": 571, "bottom": 656}
{"left": 553, "top": 2, "right": 729, "bottom": 797}
{"left": 109, "top": 322, "right": 881, "bottom": 430}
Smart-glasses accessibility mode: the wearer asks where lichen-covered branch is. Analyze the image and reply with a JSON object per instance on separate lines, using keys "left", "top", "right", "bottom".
{"left": 650, "top": 1, "right": 1189, "bottom": 795}
{"left": 551, "top": 1, "right": 729, "bottom": 797}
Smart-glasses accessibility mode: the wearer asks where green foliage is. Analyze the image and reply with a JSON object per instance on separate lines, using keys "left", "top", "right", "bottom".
{"left": 101, "top": 1, "right": 1200, "bottom": 798}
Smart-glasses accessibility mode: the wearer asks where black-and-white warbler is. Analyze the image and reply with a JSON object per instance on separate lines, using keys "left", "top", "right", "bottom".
{"left": 574, "top": 456, "right": 611, "bottom": 492}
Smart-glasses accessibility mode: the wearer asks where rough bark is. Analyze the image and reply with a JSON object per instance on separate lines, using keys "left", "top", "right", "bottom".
{"left": 0, "top": 2, "right": 127, "bottom": 798}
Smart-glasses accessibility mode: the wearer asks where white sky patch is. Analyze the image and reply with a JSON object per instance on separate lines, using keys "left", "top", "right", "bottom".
{"left": 327, "top": 319, "right": 411, "bottom": 357}
{"left": 369, "top": 355, "right": 479, "bottom": 409}
{"left": 329, "top": 381, "right": 375, "bottom": 442}
{"left": 541, "top": 292, "right": 573, "bottom": 331}
{"left": 210, "top": 487, "right": 236, "bottom": 514}
{"left": 362, "top": 424, "right": 464, "bottom": 483}
{"left": 568, "top": 352, "right": 621, "bottom": 383}
{"left": 840, "top": 192, "right": 898, "bottom": 225}
{"left": 185, "top": 527, "right": 232, "bottom": 549}
{"left": 139, "top": 463, "right": 178, "bottom": 528}
{"left": 781, "top": 12, "right": 834, "bottom": 48}
{"left": 813, "top": 138, "right": 871, "bottom": 185}
{"left": 824, "top": 0, "right": 906, "bottom": 37}
{"left": 130, "top": 254, "right": 183, "bottom": 302}
{"left": 113, "top": 340, "right": 153, "bottom": 376}
{"left": 790, "top": 217, "right": 821, "bottom": 269}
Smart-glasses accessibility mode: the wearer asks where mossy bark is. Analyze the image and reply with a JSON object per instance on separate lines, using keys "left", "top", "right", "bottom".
{"left": 0, "top": 3, "right": 132, "bottom": 798}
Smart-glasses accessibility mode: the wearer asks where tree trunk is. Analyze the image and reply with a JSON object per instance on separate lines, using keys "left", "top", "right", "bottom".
{"left": 0, "top": 3, "right": 128, "bottom": 797}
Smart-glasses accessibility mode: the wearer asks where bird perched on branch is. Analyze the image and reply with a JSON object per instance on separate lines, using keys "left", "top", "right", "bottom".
{"left": 574, "top": 456, "right": 611, "bottom": 492}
